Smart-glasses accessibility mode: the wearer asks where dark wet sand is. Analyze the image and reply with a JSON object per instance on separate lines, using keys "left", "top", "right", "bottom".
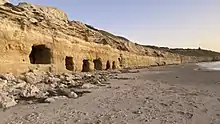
{"left": 1, "top": 64, "right": 220, "bottom": 124}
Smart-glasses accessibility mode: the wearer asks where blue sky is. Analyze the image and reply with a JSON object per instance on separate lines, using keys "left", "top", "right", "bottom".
{"left": 10, "top": 0, "right": 220, "bottom": 51}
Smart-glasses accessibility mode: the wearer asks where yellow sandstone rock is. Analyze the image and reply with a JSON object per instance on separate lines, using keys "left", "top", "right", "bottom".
{"left": 0, "top": 2, "right": 218, "bottom": 75}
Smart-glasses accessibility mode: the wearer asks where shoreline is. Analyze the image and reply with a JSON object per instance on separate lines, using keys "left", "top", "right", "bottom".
{"left": 196, "top": 61, "right": 220, "bottom": 71}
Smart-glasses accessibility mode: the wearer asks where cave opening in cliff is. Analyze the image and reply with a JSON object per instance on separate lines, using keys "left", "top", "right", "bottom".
{"left": 118, "top": 58, "right": 122, "bottom": 67}
{"left": 93, "top": 58, "right": 102, "bottom": 70}
{"left": 82, "top": 59, "right": 90, "bottom": 72}
{"left": 112, "top": 61, "right": 116, "bottom": 69}
{"left": 106, "top": 60, "right": 111, "bottom": 70}
{"left": 29, "top": 45, "right": 52, "bottom": 64}
{"left": 65, "top": 56, "right": 74, "bottom": 71}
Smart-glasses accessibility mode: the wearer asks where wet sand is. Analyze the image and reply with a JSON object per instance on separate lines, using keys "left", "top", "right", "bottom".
{"left": 1, "top": 64, "right": 220, "bottom": 124}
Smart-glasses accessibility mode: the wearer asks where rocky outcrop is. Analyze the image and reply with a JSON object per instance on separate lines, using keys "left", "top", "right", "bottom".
{"left": 0, "top": 69, "right": 120, "bottom": 108}
{"left": 0, "top": 2, "right": 219, "bottom": 74}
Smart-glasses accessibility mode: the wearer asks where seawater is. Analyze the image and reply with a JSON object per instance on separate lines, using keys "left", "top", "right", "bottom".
{"left": 197, "top": 61, "right": 220, "bottom": 71}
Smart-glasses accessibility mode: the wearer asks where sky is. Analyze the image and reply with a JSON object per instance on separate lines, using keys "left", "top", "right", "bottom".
{"left": 10, "top": 0, "right": 220, "bottom": 51}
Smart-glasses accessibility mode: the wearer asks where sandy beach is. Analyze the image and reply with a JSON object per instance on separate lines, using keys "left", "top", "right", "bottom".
{"left": 0, "top": 63, "right": 220, "bottom": 124}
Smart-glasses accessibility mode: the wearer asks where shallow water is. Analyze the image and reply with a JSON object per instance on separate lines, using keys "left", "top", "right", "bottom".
{"left": 197, "top": 61, "right": 220, "bottom": 70}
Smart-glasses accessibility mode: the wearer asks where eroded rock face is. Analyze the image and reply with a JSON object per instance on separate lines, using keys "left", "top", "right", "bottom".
{"left": 17, "top": 2, "right": 68, "bottom": 24}
{"left": 0, "top": 0, "right": 7, "bottom": 5}
{"left": 0, "top": 1, "right": 219, "bottom": 74}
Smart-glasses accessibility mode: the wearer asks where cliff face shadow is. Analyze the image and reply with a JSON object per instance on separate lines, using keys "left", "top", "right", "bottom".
{"left": 93, "top": 59, "right": 102, "bottom": 70}
{"left": 29, "top": 45, "right": 52, "bottom": 64}
{"left": 65, "top": 56, "right": 74, "bottom": 71}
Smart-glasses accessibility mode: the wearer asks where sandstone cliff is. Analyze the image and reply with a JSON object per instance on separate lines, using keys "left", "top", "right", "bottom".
{"left": 0, "top": 2, "right": 219, "bottom": 74}
{"left": 0, "top": 0, "right": 7, "bottom": 5}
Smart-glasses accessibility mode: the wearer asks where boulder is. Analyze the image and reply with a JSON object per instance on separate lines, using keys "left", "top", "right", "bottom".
{"left": 24, "top": 72, "right": 43, "bottom": 84}
{"left": 44, "top": 96, "right": 67, "bottom": 103}
{"left": 0, "top": 93, "right": 17, "bottom": 108}
{"left": 45, "top": 77, "right": 61, "bottom": 84}
{"left": 44, "top": 97, "right": 55, "bottom": 103}
{"left": 56, "top": 88, "right": 78, "bottom": 98}
{"left": 0, "top": 73, "right": 16, "bottom": 81}
{"left": 21, "top": 84, "right": 40, "bottom": 97}
{"left": 81, "top": 83, "right": 97, "bottom": 89}
{"left": 73, "top": 74, "right": 83, "bottom": 80}
{"left": 58, "top": 83, "right": 68, "bottom": 88}
{"left": 12, "top": 80, "right": 26, "bottom": 89}
{"left": 66, "top": 80, "right": 77, "bottom": 87}
{"left": 29, "top": 18, "right": 38, "bottom": 24}
{"left": 68, "top": 91, "right": 78, "bottom": 98}
{"left": 0, "top": 79, "right": 7, "bottom": 89}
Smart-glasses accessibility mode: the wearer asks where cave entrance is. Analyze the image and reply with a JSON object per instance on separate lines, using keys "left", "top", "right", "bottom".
{"left": 106, "top": 60, "right": 111, "bottom": 70}
{"left": 112, "top": 61, "right": 116, "bottom": 69}
{"left": 93, "top": 58, "right": 102, "bottom": 70}
{"left": 82, "top": 59, "right": 90, "bottom": 72}
{"left": 29, "top": 45, "right": 52, "bottom": 64}
{"left": 118, "top": 58, "right": 123, "bottom": 67}
{"left": 65, "top": 56, "right": 74, "bottom": 71}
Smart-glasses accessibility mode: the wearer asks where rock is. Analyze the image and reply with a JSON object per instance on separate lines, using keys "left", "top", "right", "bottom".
{"left": 185, "top": 112, "right": 193, "bottom": 119}
{"left": 59, "top": 75, "right": 65, "bottom": 81}
{"left": 73, "top": 74, "right": 83, "bottom": 80}
{"left": 86, "top": 74, "right": 93, "bottom": 77}
{"left": 81, "top": 83, "right": 97, "bottom": 89}
{"left": 56, "top": 88, "right": 78, "bottom": 98}
{"left": 29, "top": 18, "right": 38, "bottom": 24}
{"left": 107, "top": 86, "right": 112, "bottom": 88}
{"left": 115, "top": 86, "right": 120, "bottom": 89}
{"left": 21, "top": 84, "right": 40, "bottom": 97}
{"left": 95, "top": 81, "right": 106, "bottom": 86}
{"left": 0, "top": 79, "right": 7, "bottom": 89}
{"left": 133, "top": 110, "right": 142, "bottom": 114}
{"left": 69, "top": 92, "right": 78, "bottom": 98}
{"left": 12, "top": 80, "right": 26, "bottom": 89}
{"left": 0, "top": 93, "right": 17, "bottom": 108}
{"left": 83, "top": 74, "right": 92, "bottom": 79}
{"left": 44, "top": 96, "right": 68, "bottom": 103}
{"left": 120, "top": 69, "right": 140, "bottom": 73}
{"left": 66, "top": 80, "right": 77, "bottom": 87}
{"left": 63, "top": 73, "right": 72, "bottom": 77}
{"left": 65, "top": 76, "right": 75, "bottom": 81}
{"left": 50, "top": 83, "right": 58, "bottom": 88}
{"left": 0, "top": 73, "right": 16, "bottom": 81}
{"left": 58, "top": 83, "right": 68, "bottom": 88}
{"left": 44, "top": 97, "right": 55, "bottom": 103}
{"left": 16, "top": 78, "right": 27, "bottom": 84}
{"left": 24, "top": 72, "right": 37, "bottom": 84}
{"left": 0, "top": 66, "right": 112, "bottom": 106}
{"left": 45, "top": 77, "right": 61, "bottom": 84}
{"left": 112, "top": 75, "right": 136, "bottom": 80}
{"left": 24, "top": 72, "right": 45, "bottom": 84}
